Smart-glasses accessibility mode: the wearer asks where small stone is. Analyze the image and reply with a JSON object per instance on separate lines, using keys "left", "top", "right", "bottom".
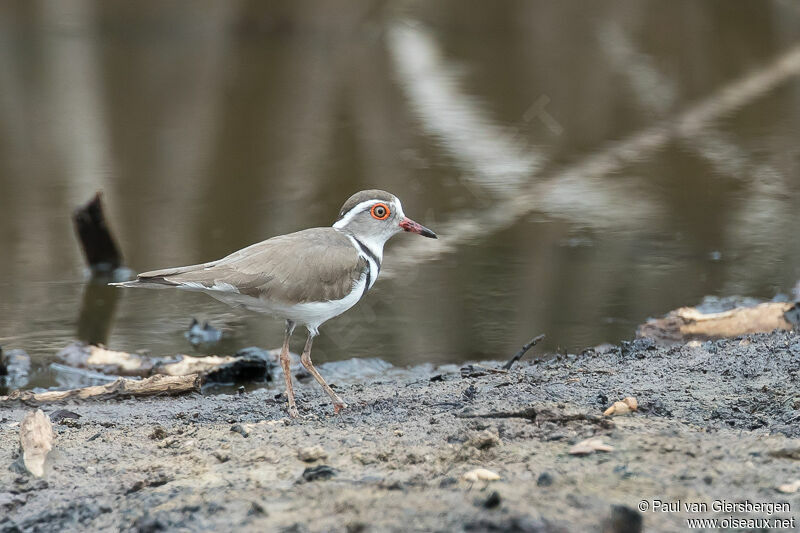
{"left": 777, "top": 480, "right": 800, "bottom": 494}
{"left": 603, "top": 505, "right": 642, "bottom": 533}
{"left": 604, "top": 402, "right": 630, "bottom": 416}
{"left": 230, "top": 424, "right": 250, "bottom": 438}
{"left": 297, "top": 445, "right": 327, "bottom": 462}
{"left": 438, "top": 477, "right": 457, "bottom": 488}
{"left": 537, "top": 472, "right": 554, "bottom": 487}
{"left": 569, "top": 437, "right": 614, "bottom": 455}
{"left": 467, "top": 430, "right": 502, "bottom": 450}
{"left": 60, "top": 418, "right": 81, "bottom": 429}
{"left": 49, "top": 410, "right": 81, "bottom": 423}
{"left": 213, "top": 452, "right": 230, "bottom": 463}
{"left": 248, "top": 501, "right": 267, "bottom": 516}
{"left": 604, "top": 397, "right": 638, "bottom": 416}
{"left": 301, "top": 465, "right": 336, "bottom": 482}
{"left": 149, "top": 426, "right": 167, "bottom": 440}
{"left": 462, "top": 468, "right": 501, "bottom": 482}
{"left": 478, "top": 491, "right": 501, "bottom": 509}
{"left": 461, "top": 384, "right": 478, "bottom": 402}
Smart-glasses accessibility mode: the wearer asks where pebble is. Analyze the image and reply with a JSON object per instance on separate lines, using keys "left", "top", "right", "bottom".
{"left": 462, "top": 468, "right": 501, "bottom": 482}
{"left": 467, "top": 430, "right": 502, "bottom": 450}
{"left": 50, "top": 410, "right": 81, "bottom": 423}
{"left": 460, "top": 384, "right": 478, "bottom": 402}
{"left": 149, "top": 426, "right": 168, "bottom": 440}
{"left": 569, "top": 437, "right": 614, "bottom": 455}
{"left": 777, "top": 480, "right": 800, "bottom": 494}
{"left": 478, "top": 491, "right": 501, "bottom": 509}
{"left": 536, "top": 472, "right": 554, "bottom": 487}
{"left": 230, "top": 424, "right": 250, "bottom": 438}
{"left": 604, "top": 397, "right": 638, "bottom": 416}
{"left": 604, "top": 505, "right": 642, "bottom": 533}
{"left": 301, "top": 465, "right": 336, "bottom": 482}
{"left": 298, "top": 445, "right": 328, "bottom": 462}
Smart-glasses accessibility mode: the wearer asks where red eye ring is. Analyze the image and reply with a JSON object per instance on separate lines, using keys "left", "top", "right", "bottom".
{"left": 370, "top": 203, "right": 391, "bottom": 220}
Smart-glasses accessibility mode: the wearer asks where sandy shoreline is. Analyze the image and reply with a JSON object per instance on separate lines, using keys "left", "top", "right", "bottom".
{"left": 2, "top": 331, "right": 799, "bottom": 532}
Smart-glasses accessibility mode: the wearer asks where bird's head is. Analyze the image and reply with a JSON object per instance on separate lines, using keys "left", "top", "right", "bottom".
{"left": 333, "top": 190, "right": 437, "bottom": 248}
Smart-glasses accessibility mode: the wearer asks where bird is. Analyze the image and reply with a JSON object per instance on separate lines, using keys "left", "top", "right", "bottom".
{"left": 111, "top": 190, "right": 437, "bottom": 418}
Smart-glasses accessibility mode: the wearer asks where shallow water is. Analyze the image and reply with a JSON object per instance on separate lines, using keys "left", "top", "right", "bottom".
{"left": 2, "top": 1, "right": 800, "bottom": 391}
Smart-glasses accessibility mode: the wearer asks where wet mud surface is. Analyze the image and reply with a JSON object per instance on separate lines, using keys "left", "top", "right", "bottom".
{"left": 2, "top": 331, "right": 799, "bottom": 532}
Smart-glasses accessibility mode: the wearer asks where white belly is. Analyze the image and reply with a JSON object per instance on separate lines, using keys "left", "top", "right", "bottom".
{"left": 195, "top": 271, "right": 368, "bottom": 334}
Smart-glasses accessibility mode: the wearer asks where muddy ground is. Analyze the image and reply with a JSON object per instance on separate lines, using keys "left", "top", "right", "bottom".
{"left": 2, "top": 331, "right": 799, "bottom": 532}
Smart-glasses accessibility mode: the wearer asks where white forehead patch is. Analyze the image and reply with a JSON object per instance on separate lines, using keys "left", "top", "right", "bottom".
{"left": 333, "top": 197, "right": 402, "bottom": 229}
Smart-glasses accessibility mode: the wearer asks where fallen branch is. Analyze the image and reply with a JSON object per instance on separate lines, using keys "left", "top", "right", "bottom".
{"left": 637, "top": 302, "right": 798, "bottom": 344}
{"left": 0, "top": 374, "right": 202, "bottom": 403}
{"left": 503, "top": 334, "right": 545, "bottom": 370}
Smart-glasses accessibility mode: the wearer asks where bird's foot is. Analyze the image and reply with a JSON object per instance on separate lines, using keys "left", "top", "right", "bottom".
{"left": 287, "top": 405, "right": 300, "bottom": 419}
{"left": 333, "top": 402, "right": 347, "bottom": 415}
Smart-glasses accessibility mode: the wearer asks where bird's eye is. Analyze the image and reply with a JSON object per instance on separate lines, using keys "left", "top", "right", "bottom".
{"left": 370, "top": 203, "right": 390, "bottom": 220}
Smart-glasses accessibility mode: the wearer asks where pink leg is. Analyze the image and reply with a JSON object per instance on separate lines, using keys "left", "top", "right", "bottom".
{"left": 300, "top": 332, "right": 347, "bottom": 414}
{"left": 279, "top": 321, "right": 299, "bottom": 418}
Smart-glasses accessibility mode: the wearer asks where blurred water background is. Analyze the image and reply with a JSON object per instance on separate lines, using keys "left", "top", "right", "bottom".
{"left": 2, "top": 1, "right": 800, "bottom": 391}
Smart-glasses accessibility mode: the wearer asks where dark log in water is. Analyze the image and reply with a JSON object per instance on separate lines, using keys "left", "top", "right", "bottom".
{"left": 72, "top": 192, "right": 123, "bottom": 273}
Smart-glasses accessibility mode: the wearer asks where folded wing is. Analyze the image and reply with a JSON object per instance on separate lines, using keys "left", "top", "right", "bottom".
{"left": 124, "top": 228, "right": 366, "bottom": 303}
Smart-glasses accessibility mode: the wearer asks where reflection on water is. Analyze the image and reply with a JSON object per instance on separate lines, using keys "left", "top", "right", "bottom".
{"left": 1, "top": 1, "right": 800, "bottom": 392}
{"left": 76, "top": 279, "right": 121, "bottom": 346}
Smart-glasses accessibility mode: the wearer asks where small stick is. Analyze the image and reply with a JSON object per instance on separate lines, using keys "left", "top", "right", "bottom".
{"left": 502, "top": 334, "right": 545, "bottom": 370}
{"left": 471, "top": 364, "right": 508, "bottom": 374}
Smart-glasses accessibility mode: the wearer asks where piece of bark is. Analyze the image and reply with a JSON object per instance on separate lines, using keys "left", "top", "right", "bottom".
{"left": 637, "top": 302, "right": 798, "bottom": 344}
{"left": 73, "top": 192, "right": 123, "bottom": 272}
{"left": 1, "top": 374, "right": 201, "bottom": 403}
{"left": 19, "top": 409, "right": 54, "bottom": 477}
{"left": 56, "top": 342, "right": 153, "bottom": 377}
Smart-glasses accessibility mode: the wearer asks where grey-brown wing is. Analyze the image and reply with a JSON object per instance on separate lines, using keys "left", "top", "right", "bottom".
{"left": 137, "top": 228, "right": 366, "bottom": 303}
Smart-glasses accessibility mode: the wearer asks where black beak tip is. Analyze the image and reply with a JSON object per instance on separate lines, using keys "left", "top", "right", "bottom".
{"left": 423, "top": 228, "right": 438, "bottom": 239}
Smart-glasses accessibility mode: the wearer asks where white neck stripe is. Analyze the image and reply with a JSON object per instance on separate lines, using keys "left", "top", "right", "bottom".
{"left": 343, "top": 234, "right": 379, "bottom": 289}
